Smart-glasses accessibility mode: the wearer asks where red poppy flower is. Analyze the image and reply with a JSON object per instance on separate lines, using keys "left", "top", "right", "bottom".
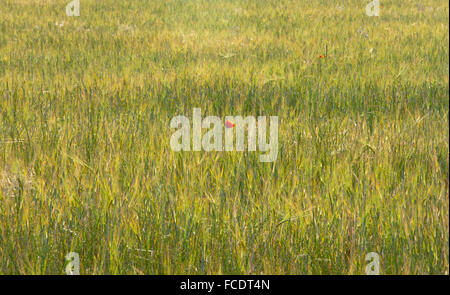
{"left": 225, "top": 120, "right": 236, "bottom": 128}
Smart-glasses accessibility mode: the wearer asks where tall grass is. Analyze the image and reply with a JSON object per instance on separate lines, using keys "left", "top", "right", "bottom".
{"left": 0, "top": 0, "right": 448, "bottom": 274}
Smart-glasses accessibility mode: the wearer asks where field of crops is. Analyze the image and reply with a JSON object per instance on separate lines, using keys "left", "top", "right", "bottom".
{"left": 0, "top": 0, "right": 448, "bottom": 274}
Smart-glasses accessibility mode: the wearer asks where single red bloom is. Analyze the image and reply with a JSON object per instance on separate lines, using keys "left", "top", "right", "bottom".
{"left": 225, "top": 120, "right": 236, "bottom": 128}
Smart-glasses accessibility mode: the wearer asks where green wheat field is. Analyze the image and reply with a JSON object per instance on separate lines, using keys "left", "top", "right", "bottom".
{"left": 0, "top": 0, "right": 448, "bottom": 274}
